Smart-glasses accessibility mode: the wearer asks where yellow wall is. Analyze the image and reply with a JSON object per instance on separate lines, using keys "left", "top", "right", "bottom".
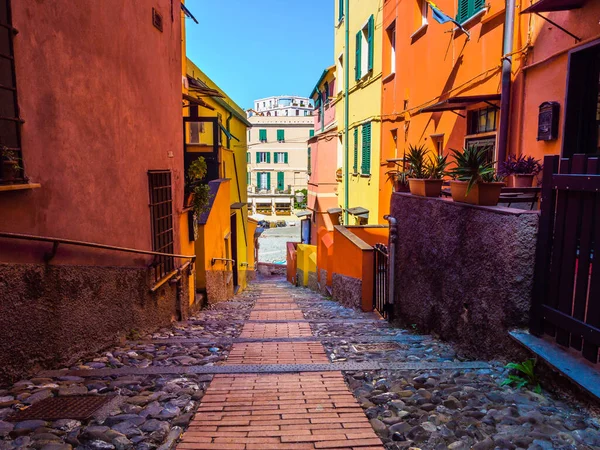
{"left": 296, "top": 244, "right": 317, "bottom": 286}
{"left": 186, "top": 59, "right": 254, "bottom": 294}
{"left": 335, "top": 0, "right": 383, "bottom": 225}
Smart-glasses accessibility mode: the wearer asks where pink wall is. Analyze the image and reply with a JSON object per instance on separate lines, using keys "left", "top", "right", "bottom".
{"left": 0, "top": 1, "right": 183, "bottom": 266}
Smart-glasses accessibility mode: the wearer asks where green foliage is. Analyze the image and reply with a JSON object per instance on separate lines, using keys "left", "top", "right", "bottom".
{"left": 426, "top": 154, "right": 450, "bottom": 180}
{"left": 188, "top": 156, "right": 208, "bottom": 182}
{"left": 191, "top": 183, "right": 211, "bottom": 216}
{"left": 501, "top": 358, "right": 542, "bottom": 394}
{"left": 1, "top": 146, "right": 22, "bottom": 170}
{"left": 406, "top": 144, "right": 430, "bottom": 179}
{"left": 294, "top": 188, "right": 308, "bottom": 209}
{"left": 449, "top": 146, "right": 497, "bottom": 195}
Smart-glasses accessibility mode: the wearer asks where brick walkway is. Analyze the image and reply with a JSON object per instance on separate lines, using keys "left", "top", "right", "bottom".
{"left": 177, "top": 282, "right": 384, "bottom": 450}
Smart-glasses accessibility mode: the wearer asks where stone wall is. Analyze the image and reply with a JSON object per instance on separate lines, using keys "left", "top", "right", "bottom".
{"left": 308, "top": 272, "right": 319, "bottom": 292}
{"left": 205, "top": 270, "right": 234, "bottom": 304}
{"left": 389, "top": 193, "right": 539, "bottom": 359}
{"left": 0, "top": 263, "right": 186, "bottom": 383}
{"left": 258, "top": 262, "right": 287, "bottom": 276}
{"left": 318, "top": 269, "right": 330, "bottom": 297}
{"left": 332, "top": 273, "right": 362, "bottom": 309}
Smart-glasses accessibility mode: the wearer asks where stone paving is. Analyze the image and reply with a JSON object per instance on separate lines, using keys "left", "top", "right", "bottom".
{"left": 0, "top": 276, "right": 599, "bottom": 450}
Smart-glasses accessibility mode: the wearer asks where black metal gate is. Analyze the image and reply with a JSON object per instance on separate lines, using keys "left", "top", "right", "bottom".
{"left": 373, "top": 243, "right": 392, "bottom": 319}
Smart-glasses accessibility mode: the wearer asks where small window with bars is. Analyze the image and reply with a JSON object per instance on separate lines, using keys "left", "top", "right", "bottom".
{"left": 1, "top": 0, "right": 25, "bottom": 184}
{"left": 148, "top": 171, "right": 175, "bottom": 282}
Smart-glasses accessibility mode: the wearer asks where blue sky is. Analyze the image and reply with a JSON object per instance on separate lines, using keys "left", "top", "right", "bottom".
{"left": 185, "top": 0, "right": 334, "bottom": 110}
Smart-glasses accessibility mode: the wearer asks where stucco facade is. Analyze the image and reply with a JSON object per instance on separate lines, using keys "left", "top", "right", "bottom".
{"left": 334, "top": 0, "right": 384, "bottom": 225}
{"left": 247, "top": 115, "right": 313, "bottom": 195}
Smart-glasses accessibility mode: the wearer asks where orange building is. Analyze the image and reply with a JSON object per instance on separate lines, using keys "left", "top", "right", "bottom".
{"left": 381, "top": 0, "right": 600, "bottom": 214}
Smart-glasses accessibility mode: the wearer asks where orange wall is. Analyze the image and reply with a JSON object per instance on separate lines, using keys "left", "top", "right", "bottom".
{"left": 347, "top": 226, "right": 389, "bottom": 247}
{"left": 1, "top": 1, "right": 184, "bottom": 267}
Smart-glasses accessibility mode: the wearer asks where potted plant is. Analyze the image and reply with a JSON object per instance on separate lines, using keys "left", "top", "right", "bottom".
{"left": 1, "top": 147, "right": 22, "bottom": 183}
{"left": 449, "top": 146, "right": 505, "bottom": 206}
{"left": 336, "top": 167, "right": 343, "bottom": 182}
{"left": 500, "top": 155, "right": 542, "bottom": 187}
{"left": 406, "top": 144, "right": 449, "bottom": 197}
{"left": 185, "top": 156, "right": 211, "bottom": 216}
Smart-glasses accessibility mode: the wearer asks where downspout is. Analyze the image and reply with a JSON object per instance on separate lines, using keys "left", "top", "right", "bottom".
{"left": 497, "top": 0, "right": 516, "bottom": 166}
{"left": 343, "top": 0, "right": 350, "bottom": 224}
{"left": 384, "top": 214, "right": 396, "bottom": 318}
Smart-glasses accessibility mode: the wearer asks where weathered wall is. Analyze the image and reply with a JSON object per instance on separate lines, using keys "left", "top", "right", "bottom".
{"left": 205, "top": 270, "right": 233, "bottom": 304}
{"left": 390, "top": 193, "right": 539, "bottom": 358}
{"left": 332, "top": 273, "right": 362, "bottom": 310}
{"left": 0, "top": 263, "right": 185, "bottom": 384}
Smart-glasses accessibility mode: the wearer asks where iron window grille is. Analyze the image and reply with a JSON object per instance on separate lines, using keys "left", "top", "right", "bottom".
{"left": 148, "top": 170, "right": 175, "bottom": 282}
{"left": 0, "top": 0, "right": 25, "bottom": 185}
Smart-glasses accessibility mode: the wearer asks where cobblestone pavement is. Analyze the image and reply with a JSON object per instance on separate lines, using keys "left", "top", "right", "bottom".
{"left": 0, "top": 277, "right": 598, "bottom": 450}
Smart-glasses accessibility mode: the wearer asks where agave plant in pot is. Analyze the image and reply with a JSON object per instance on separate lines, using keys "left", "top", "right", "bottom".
{"left": 500, "top": 155, "right": 542, "bottom": 187}
{"left": 406, "top": 144, "right": 449, "bottom": 197}
{"left": 449, "top": 146, "right": 505, "bottom": 206}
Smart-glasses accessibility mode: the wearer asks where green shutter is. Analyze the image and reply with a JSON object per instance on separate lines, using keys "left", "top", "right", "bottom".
{"left": 353, "top": 128, "right": 358, "bottom": 172}
{"left": 338, "top": 0, "right": 344, "bottom": 21}
{"left": 247, "top": 172, "right": 250, "bottom": 185}
{"left": 259, "top": 129, "right": 267, "bottom": 141}
{"left": 473, "top": 0, "right": 485, "bottom": 14}
{"left": 368, "top": 15, "right": 374, "bottom": 72}
{"left": 309, "top": 129, "right": 315, "bottom": 138}
{"left": 266, "top": 152, "right": 271, "bottom": 163}
{"left": 457, "top": 0, "right": 483, "bottom": 23}
{"left": 307, "top": 147, "right": 312, "bottom": 175}
{"left": 361, "top": 122, "right": 372, "bottom": 175}
{"left": 256, "top": 152, "right": 260, "bottom": 163}
{"left": 247, "top": 152, "right": 250, "bottom": 163}
{"left": 267, "top": 172, "right": 271, "bottom": 190}
{"left": 277, "top": 129, "right": 285, "bottom": 142}
{"left": 277, "top": 172, "right": 285, "bottom": 191}
{"left": 284, "top": 152, "right": 289, "bottom": 163}
{"left": 355, "top": 31, "right": 362, "bottom": 81}
{"left": 274, "top": 152, "right": 279, "bottom": 164}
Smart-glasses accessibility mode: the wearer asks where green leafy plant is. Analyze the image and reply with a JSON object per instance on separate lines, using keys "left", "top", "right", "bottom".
{"left": 449, "top": 146, "right": 497, "bottom": 195}
{"left": 406, "top": 144, "right": 430, "bottom": 179}
{"left": 501, "top": 358, "right": 541, "bottom": 394}
{"left": 186, "top": 156, "right": 211, "bottom": 216}
{"left": 426, "top": 154, "right": 450, "bottom": 180}
{"left": 1, "top": 146, "right": 22, "bottom": 170}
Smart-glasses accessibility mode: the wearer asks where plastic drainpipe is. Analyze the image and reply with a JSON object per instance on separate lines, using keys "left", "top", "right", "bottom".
{"left": 497, "top": 0, "right": 516, "bottom": 166}
{"left": 384, "top": 214, "right": 397, "bottom": 307}
{"left": 343, "top": 0, "right": 350, "bottom": 224}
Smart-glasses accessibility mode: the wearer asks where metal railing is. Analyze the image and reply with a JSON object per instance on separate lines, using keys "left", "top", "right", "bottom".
{"left": 0, "top": 232, "right": 195, "bottom": 291}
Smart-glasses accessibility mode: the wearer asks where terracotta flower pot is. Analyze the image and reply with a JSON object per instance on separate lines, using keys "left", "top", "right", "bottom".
{"left": 394, "top": 180, "right": 410, "bottom": 193}
{"left": 408, "top": 178, "right": 443, "bottom": 197}
{"left": 513, "top": 174, "right": 535, "bottom": 188}
{"left": 450, "top": 180, "right": 505, "bottom": 206}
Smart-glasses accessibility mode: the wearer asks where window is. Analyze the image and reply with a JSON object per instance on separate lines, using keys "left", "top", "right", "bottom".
{"left": 431, "top": 134, "right": 444, "bottom": 156}
{"left": 309, "top": 129, "right": 315, "bottom": 138}
{"left": 353, "top": 128, "right": 359, "bottom": 173}
{"left": 361, "top": 122, "right": 372, "bottom": 175}
{"left": 274, "top": 152, "right": 288, "bottom": 163}
{"left": 259, "top": 129, "right": 267, "bottom": 142}
{"left": 247, "top": 172, "right": 251, "bottom": 185}
{"left": 456, "top": 0, "right": 485, "bottom": 24}
{"left": 338, "top": 0, "right": 344, "bottom": 22}
{"left": 391, "top": 129, "right": 398, "bottom": 158}
{"left": 337, "top": 54, "right": 344, "bottom": 94}
{"left": 277, "top": 172, "right": 285, "bottom": 191}
{"left": 257, "top": 172, "right": 271, "bottom": 190}
{"left": 387, "top": 22, "right": 396, "bottom": 74}
{"left": 355, "top": 15, "right": 374, "bottom": 81}
{"left": 148, "top": 171, "right": 174, "bottom": 282}
{"left": 277, "top": 129, "right": 285, "bottom": 142}
{"left": 256, "top": 152, "right": 270, "bottom": 163}
{"left": 467, "top": 107, "right": 498, "bottom": 135}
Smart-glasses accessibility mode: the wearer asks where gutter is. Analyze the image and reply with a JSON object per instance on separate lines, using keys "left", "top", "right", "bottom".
{"left": 497, "top": 0, "right": 516, "bottom": 166}
{"left": 344, "top": 0, "right": 350, "bottom": 225}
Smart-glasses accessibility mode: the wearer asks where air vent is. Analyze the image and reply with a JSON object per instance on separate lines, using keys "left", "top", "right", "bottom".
{"left": 152, "top": 8, "right": 163, "bottom": 32}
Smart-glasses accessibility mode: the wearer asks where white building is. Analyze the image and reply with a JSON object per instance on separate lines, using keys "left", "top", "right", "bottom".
{"left": 248, "top": 95, "right": 313, "bottom": 117}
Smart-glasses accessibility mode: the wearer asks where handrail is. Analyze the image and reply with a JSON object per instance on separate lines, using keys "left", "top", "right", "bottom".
{"left": 211, "top": 257, "right": 235, "bottom": 266}
{"left": 151, "top": 261, "right": 193, "bottom": 292}
{"left": 0, "top": 232, "right": 196, "bottom": 262}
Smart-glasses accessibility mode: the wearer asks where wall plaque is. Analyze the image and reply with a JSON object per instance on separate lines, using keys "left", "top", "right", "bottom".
{"left": 537, "top": 102, "right": 559, "bottom": 141}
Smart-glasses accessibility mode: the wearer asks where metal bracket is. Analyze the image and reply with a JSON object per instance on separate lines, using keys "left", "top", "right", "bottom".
{"left": 43, "top": 241, "right": 59, "bottom": 263}
{"left": 534, "top": 12, "right": 581, "bottom": 42}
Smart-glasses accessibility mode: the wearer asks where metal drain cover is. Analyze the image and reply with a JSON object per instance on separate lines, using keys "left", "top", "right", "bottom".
{"left": 7, "top": 396, "right": 113, "bottom": 421}
{"left": 352, "top": 343, "right": 402, "bottom": 352}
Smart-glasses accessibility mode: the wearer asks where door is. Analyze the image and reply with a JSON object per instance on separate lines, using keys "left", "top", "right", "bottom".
{"left": 563, "top": 41, "right": 600, "bottom": 156}
{"left": 230, "top": 213, "right": 239, "bottom": 291}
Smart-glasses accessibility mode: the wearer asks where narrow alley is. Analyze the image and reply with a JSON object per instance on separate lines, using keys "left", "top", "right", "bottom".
{"left": 0, "top": 275, "right": 598, "bottom": 450}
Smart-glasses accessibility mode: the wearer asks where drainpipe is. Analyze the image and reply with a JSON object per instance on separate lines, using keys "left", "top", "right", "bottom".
{"left": 343, "top": 0, "right": 350, "bottom": 224}
{"left": 383, "top": 214, "right": 397, "bottom": 316}
{"left": 497, "top": 0, "right": 516, "bottom": 166}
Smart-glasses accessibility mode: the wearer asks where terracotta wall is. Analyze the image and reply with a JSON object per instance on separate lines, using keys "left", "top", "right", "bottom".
{"left": 346, "top": 226, "right": 389, "bottom": 247}
{"left": 1, "top": 0, "right": 184, "bottom": 267}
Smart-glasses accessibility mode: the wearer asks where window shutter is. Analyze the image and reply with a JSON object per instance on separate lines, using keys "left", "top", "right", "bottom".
{"left": 361, "top": 122, "right": 372, "bottom": 175}
{"left": 256, "top": 152, "right": 260, "bottom": 163}
{"left": 277, "top": 172, "right": 284, "bottom": 191}
{"left": 368, "top": 15, "right": 374, "bottom": 72}
{"left": 309, "top": 129, "right": 315, "bottom": 138}
{"left": 355, "top": 31, "right": 362, "bottom": 81}
{"left": 266, "top": 152, "right": 271, "bottom": 163}
{"left": 456, "top": 0, "right": 470, "bottom": 23}
{"left": 259, "top": 129, "right": 267, "bottom": 141}
{"left": 267, "top": 172, "right": 271, "bottom": 190}
{"left": 277, "top": 129, "right": 285, "bottom": 141}
{"left": 284, "top": 152, "right": 289, "bottom": 164}
{"left": 353, "top": 128, "right": 358, "bottom": 172}
{"left": 247, "top": 172, "right": 250, "bottom": 185}
{"left": 473, "top": 0, "right": 485, "bottom": 13}
{"left": 307, "top": 147, "right": 312, "bottom": 175}
{"left": 274, "top": 152, "right": 279, "bottom": 164}
{"left": 247, "top": 152, "right": 250, "bottom": 163}
{"left": 338, "top": 0, "right": 344, "bottom": 21}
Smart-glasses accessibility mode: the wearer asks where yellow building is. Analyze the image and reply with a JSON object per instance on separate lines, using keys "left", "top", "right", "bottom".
{"left": 183, "top": 58, "right": 254, "bottom": 302}
{"left": 334, "top": 0, "right": 383, "bottom": 225}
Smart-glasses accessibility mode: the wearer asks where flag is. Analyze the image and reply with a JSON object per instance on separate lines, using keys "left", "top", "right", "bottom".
{"left": 426, "top": 1, "right": 470, "bottom": 39}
